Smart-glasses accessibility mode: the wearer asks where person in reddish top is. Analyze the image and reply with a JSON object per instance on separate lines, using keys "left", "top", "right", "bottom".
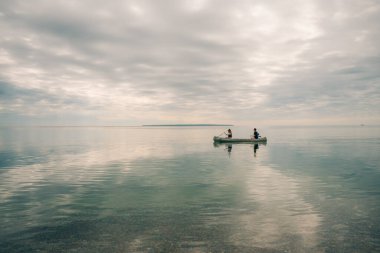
{"left": 226, "top": 129, "right": 232, "bottom": 138}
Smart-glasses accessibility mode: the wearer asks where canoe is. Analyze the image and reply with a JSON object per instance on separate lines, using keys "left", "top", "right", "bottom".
{"left": 213, "top": 136, "right": 267, "bottom": 143}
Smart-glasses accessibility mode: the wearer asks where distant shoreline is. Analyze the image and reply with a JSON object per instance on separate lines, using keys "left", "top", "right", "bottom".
{"left": 142, "top": 124, "right": 233, "bottom": 127}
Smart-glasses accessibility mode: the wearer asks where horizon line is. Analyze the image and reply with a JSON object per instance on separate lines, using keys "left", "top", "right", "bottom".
{"left": 0, "top": 124, "right": 378, "bottom": 128}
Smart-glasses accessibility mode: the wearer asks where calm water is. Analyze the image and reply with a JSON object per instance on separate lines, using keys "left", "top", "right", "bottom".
{"left": 0, "top": 126, "right": 379, "bottom": 253}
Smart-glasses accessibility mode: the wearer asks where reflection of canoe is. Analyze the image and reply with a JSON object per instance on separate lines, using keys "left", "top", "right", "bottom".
{"left": 213, "top": 136, "right": 267, "bottom": 143}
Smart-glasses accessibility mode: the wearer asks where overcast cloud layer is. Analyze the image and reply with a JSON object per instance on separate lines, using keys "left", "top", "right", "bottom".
{"left": 1, "top": 0, "right": 379, "bottom": 126}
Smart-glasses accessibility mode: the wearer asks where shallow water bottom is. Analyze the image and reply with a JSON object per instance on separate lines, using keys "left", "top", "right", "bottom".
{"left": 0, "top": 126, "right": 379, "bottom": 252}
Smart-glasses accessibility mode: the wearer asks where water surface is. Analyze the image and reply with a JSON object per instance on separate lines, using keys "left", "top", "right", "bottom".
{"left": 0, "top": 126, "right": 379, "bottom": 252}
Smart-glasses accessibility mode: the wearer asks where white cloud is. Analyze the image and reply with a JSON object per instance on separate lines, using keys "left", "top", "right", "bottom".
{"left": 0, "top": 0, "right": 379, "bottom": 126}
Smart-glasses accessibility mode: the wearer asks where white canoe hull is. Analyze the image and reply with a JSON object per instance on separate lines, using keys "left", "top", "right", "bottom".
{"left": 213, "top": 136, "right": 267, "bottom": 143}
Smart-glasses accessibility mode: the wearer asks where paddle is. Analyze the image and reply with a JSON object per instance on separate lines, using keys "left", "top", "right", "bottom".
{"left": 217, "top": 129, "right": 228, "bottom": 137}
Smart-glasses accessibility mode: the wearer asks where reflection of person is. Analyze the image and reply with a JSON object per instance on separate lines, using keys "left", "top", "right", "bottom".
{"left": 227, "top": 144, "right": 232, "bottom": 154}
{"left": 226, "top": 129, "right": 232, "bottom": 139}
{"left": 253, "top": 143, "right": 259, "bottom": 155}
{"left": 223, "top": 144, "right": 232, "bottom": 158}
{"left": 253, "top": 128, "right": 259, "bottom": 139}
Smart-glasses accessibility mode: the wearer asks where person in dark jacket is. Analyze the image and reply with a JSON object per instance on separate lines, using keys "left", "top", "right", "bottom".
{"left": 253, "top": 128, "right": 260, "bottom": 139}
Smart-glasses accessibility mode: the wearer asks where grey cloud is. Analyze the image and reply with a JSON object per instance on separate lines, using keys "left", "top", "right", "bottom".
{"left": 0, "top": 0, "right": 379, "bottom": 125}
{"left": 260, "top": 54, "right": 380, "bottom": 117}
{"left": 0, "top": 81, "right": 90, "bottom": 111}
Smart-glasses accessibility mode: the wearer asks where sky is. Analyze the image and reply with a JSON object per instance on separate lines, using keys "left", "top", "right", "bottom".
{"left": 0, "top": 0, "right": 379, "bottom": 126}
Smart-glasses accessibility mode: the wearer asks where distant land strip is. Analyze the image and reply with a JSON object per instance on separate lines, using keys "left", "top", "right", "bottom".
{"left": 142, "top": 124, "right": 233, "bottom": 127}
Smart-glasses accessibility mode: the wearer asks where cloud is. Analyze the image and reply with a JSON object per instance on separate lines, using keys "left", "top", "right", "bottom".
{"left": 0, "top": 0, "right": 379, "bottom": 125}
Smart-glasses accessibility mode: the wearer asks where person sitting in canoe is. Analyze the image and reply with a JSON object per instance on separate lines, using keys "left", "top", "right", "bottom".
{"left": 253, "top": 128, "right": 260, "bottom": 139}
{"left": 226, "top": 129, "right": 232, "bottom": 138}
